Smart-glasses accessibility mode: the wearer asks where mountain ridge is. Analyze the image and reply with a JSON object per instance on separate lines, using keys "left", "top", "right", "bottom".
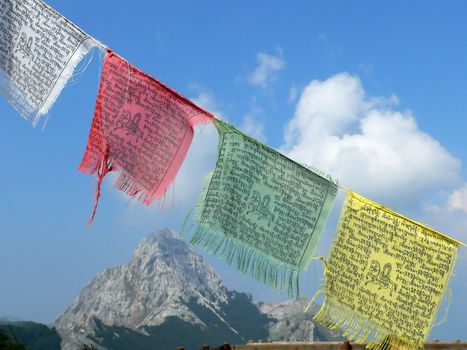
{"left": 50, "top": 228, "right": 335, "bottom": 349}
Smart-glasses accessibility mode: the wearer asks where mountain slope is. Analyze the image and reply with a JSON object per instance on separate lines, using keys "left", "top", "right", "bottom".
{"left": 54, "top": 229, "right": 271, "bottom": 349}
{"left": 259, "top": 300, "right": 342, "bottom": 342}
{"left": 53, "top": 229, "right": 331, "bottom": 349}
{"left": 0, "top": 321, "right": 61, "bottom": 350}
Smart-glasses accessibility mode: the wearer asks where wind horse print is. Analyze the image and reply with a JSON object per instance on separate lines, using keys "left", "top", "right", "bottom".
{"left": 190, "top": 120, "right": 338, "bottom": 297}
{"left": 313, "top": 190, "right": 461, "bottom": 350}
{"left": 0, "top": 0, "right": 100, "bottom": 126}
{"left": 79, "top": 50, "right": 214, "bottom": 223}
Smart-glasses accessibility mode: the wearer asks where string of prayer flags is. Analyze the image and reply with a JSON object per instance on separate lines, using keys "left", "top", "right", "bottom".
{"left": 190, "top": 120, "right": 338, "bottom": 297}
{"left": 0, "top": 0, "right": 100, "bottom": 126}
{"left": 312, "top": 190, "right": 461, "bottom": 350}
{"left": 79, "top": 49, "right": 214, "bottom": 223}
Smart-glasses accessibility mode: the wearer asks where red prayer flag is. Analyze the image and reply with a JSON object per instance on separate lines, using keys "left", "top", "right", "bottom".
{"left": 79, "top": 50, "right": 214, "bottom": 223}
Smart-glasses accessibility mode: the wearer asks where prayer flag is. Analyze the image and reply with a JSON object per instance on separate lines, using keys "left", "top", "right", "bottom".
{"left": 79, "top": 50, "right": 214, "bottom": 223}
{"left": 191, "top": 120, "right": 338, "bottom": 296}
{"left": 0, "top": 0, "right": 99, "bottom": 125}
{"left": 313, "top": 191, "right": 461, "bottom": 350}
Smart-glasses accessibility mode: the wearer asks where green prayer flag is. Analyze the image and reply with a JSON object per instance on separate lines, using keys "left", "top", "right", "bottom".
{"left": 190, "top": 120, "right": 338, "bottom": 296}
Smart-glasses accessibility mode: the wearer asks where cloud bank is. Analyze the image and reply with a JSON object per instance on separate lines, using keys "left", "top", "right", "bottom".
{"left": 281, "top": 73, "right": 461, "bottom": 205}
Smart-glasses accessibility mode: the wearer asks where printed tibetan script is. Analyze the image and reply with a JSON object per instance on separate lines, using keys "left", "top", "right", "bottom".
{"left": 192, "top": 120, "right": 337, "bottom": 296}
{"left": 0, "top": 0, "right": 98, "bottom": 125}
{"left": 79, "top": 50, "right": 213, "bottom": 222}
{"left": 314, "top": 191, "right": 460, "bottom": 350}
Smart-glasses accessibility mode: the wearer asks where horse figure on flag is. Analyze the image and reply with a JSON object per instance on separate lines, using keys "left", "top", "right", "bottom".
{"left": 15, "top": 32, "right": 35, "bottom": 63}
{"left": 246, "top": 191, "right": 275, "bottom": 227}
{"left": 365, "top": 260, "right": 398, "bottom": 296}
{"left": 114, "top": 110, "right": 144, "bottom": 141}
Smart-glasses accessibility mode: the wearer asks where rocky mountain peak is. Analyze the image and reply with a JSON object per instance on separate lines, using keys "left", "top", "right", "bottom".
{"left": 130, "top": 228, "right": 226, "bottom": 295}
{"left": 53, "top": 229, "right": 330, "bottom": 350}
{"left": 54, "top": 229, "right": 228, "bottom": 335}
{"left": 134, "top": 228, "right": 182, "bottom": 257}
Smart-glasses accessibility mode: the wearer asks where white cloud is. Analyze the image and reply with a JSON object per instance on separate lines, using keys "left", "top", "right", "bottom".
{"left": 288, "top": 85, "right": 298, "bottom": 103}
{"left": 241, "top": 113, "right": 266, "bottom": 142}
{"left": 248, "top": 49, "right": 285, "bottom": 88}
{"left": 189, "top": 86, "right": 225, "bottom": 119}
{"left": 448, "top": 184, "right": 467, "bottom": 213}
{"left": 170, "top": 122, "right": 219, "bottom": 200}
{"left": 240, "top": 97, "right": 266, "bottom": 142}
{"left": 281, "top": 72, "right": 461, "bottom": 205}
{"left": 422, "top": 201, "right": 467, "bottom": 240}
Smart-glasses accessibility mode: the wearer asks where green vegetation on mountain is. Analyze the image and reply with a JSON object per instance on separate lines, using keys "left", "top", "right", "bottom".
{"left": 0, "top": 327, "right": 28, "bottom": 349}
{"left": 0, "top": 322, "right": 61, "bottom": 350}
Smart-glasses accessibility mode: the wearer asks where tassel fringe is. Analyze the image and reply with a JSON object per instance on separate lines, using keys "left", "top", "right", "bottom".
{"left": 87, "top": 143, "right": 112, "bottom": 224}
{"left": 36, "top": 38, "right": 99, "bottom": 125}
{"left": 85, "top": 162, "right": 168, "bottom": 224}
{"left": 0, "top": 38, "right": 99, "bottom": 127}
{"left": 313, "top": 297, "right": 421, "bottom": 350}
{"left": 114, "top": 170, "right": 147, "bottom": 202}
{"left": 185, "top": 172, "right": 300, "bottom": 297}
{"left": 190, "top": 224, "right": 300, "bottom": 297}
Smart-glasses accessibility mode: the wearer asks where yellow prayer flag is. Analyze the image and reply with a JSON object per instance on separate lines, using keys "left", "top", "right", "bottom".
{"left": 313, "top": 191, "right": 461, "bottom": 350}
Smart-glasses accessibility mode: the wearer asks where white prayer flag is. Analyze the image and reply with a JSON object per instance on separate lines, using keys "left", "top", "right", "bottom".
{"left": 0, "top": 0, "right": 101, "bottom": 125}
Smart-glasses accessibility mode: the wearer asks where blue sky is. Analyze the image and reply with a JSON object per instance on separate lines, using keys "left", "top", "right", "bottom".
{"left": 1, "top": 0, "right": 467, "bottom": 340}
